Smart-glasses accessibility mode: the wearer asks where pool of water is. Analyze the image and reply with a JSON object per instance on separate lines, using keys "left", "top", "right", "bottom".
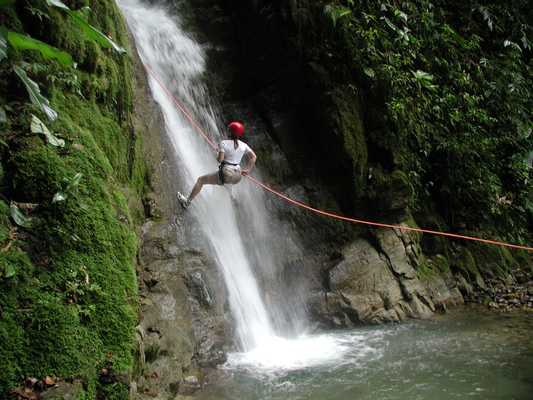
{"left": 196, "top": 309, "right": 533, "bottom": 400}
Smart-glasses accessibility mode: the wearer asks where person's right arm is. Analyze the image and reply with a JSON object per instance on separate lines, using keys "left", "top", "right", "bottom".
{"left": 217, "top": 141, "right": 225, "bottom": 162}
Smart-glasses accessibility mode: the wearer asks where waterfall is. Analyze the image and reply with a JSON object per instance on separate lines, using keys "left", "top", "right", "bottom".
{"left": 118, "top": 0, "right": 348, "bottom": 369}
{"left": 118, "top": 0, "right": 286, "bottom": 351}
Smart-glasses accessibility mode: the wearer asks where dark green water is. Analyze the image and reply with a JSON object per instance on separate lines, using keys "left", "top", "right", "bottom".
{"left": 197, "top": 310, "right": 533, "bottom": 400}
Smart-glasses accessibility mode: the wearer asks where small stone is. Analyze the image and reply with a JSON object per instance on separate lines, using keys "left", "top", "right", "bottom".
{"left": 41, "top": 381, "right": 84, "bottom": 400}
{"left": 43, "top": 376, "right": 55, "bottom": 386}
{"left": 184, "top": 376, "right": 199, "bottom": 385}
{"left": 25, "top": 377, "right": 38, "bottom": 388}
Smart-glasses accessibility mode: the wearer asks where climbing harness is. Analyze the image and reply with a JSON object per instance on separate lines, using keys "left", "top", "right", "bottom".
{"left": 218, "top": 161, "right": 239, "bottom": 185}
{"left": 145, "top": 64, "right": 533, "bottom": 253}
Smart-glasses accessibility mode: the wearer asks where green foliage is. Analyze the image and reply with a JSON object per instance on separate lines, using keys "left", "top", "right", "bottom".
{"left": 9, "top": 203, "right": 33, "bottom": 228}
{"left": 30, "top": 114, "right": 65, "bottom": 147}
{"left": 52, "top": 172, "right": 83, "bottom": 203}
{"left": 45, "top": 0, "right": 127, "bottom": 54}
{"left": 7, "top": 31, "right": 73, "bottom": 66}
{"left": 322, "top": 0, "right": 532, "bottom": 241}
{"left": 324, "top": 4, "right": 352, "bottom": 28}
{"left": 14, "top": 65, "right": 58, "bottom": 121}
{"left": 45, "top": 0, "right": 69, "bottom": 11}
{"left": 0, "top": 29, "right": 7, "bottom": 61}
{"left": 67, "top": 9, "right": 126, "bottom": 54}
{"left": 0, "top": 1, "right": 145, "bottom": 399}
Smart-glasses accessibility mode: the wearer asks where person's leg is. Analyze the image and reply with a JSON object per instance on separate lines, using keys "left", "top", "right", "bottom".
{"left": 187, "top": 172, "right": 220, "bottom": 202}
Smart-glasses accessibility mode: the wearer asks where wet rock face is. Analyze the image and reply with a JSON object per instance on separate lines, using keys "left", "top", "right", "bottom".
{"left": 309, "top": 228, "right": 464, "bottom": 326}
{"left": 129, "top": 32, "right": 230, "bottom": 399}
{"left": 182, "top": 250, "right": 230, "bottom": 368}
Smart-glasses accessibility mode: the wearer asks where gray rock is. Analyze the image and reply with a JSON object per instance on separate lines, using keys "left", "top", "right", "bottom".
{"left": 375, "top": 229, "right": 417, "bottom": 279}
{"left": 41, "top": 381, "right": 84, "bottom": 400}
{"left": 326, "top": 238, "right": 438, "bottom": 323}
{"left": 185, "top": 271, "right": 214, "bottom": 307}
{"left": 184, "top": 376, "right": 199, "bottom": 385}
{"left": 179, "top": 375, "right": 201, "bottom": 396}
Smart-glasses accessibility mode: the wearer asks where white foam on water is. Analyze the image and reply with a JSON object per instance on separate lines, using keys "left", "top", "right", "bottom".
{"left": 225, "top": 332, "right": 382, "bottom": 373}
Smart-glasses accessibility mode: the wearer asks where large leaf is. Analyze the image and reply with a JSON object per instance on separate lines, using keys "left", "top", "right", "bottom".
{"left": 67, "top": 10, "right": 126, "bottom": 54}
{"left": 31, "top": 114, "right": 65, "bottom": 147}
{"left": 45, "top": 0, "right": 70, "bottom": 10}
{"left": 10, "top": 203, "right": 33, "bottom": 228}
{"left": 66, "top": 172, "right": 83, "bottom": 191}
{"left": 3, "top": 263, "right": 16, "bottom": 279}
{"left": 7, "top": 31, "right": 73, "bottom": 66}
{"left": 412, "top": 70, "right": 438, "bottom": 91}
{"left": 324, "top": 5, "right": 352, "bottom": 28}
{"left": 0, "top": 106, "right": 6, "bottom": 124}
{"left": 45, "top": 1, "right": 126, "bottom": 54}
{"left": 0, "top": 29, "right": 7, "bottom": 62}
{"left": 53, "top": 172, "right": 83, "bottom": 203}
{"left": 13, "top": 65, "right": 58, "bottom": 121}
{"left": 52, "top": 192, "right": 66, "bottom": 203}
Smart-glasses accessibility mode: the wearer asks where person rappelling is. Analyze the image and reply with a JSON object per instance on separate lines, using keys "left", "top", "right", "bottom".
{"left": 177, "top": 121, "right": 257, "bottom": 209}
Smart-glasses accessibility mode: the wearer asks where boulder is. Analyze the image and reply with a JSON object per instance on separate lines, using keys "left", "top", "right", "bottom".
{"left": 40, "top": 381, "right": 84, "bottom": 400}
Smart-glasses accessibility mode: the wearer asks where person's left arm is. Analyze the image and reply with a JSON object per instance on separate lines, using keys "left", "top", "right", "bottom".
{"left": 241, "top": 147, "right": 257, "bottom": 175}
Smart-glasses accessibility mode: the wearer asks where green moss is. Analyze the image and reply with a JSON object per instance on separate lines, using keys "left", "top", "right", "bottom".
{"left": 96, "top": 382, "right": 129, "bottom": 400}
{"left": 0, "top": 200, "right": 10, "bottom": 243}
{"left": 11, "top": 137, "right": 69, "bottom": 202}
{"left": 432, "top": 254, "right": 451, "bottom": 273}
{"left": 454, "top": 248, "right": 478, "bottom": 278}
{"left": 0, "top": 314, "right": 27, "bottom": 393}
{"left": 467, "top": 243, "right": 518, "bottom": 278}
{"left": 416, "top": 260, "right": 435, "bottom": 279}
{"left": 329, "top": 87, "right": 368, "bottom": 191}
{"left": 0, "top": 1, "right": 147, "bottom": 398}
{"left": 51, "top": 92, "right": 127, "bottom": 180}
{"left": 23, "top": 297, "right": 103, "bottom": 381}
{"left": 367, "top": 167, "right": 413, "bottom": 214}
{"left": 0, "top": 241, "right": 37, "bottom": 393}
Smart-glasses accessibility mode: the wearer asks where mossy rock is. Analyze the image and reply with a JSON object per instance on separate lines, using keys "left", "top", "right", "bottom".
{"left": 453, "top": 248, "right": 479, "bottom": 278}
{"left": 0, "top": 1, "right": 145, "bottom": 398}
{"left": 432, "top": 254, "right": 451, "bottom": 274}
{"left": 41, "top": 381, "right": 85, "bottom": 400}
{"left": 367, "top": 167, "right": 413, "bottom": 217}
{"left": 328, "top": 86, "right": 368, "bottom": 192}
{"left": 467, "top": 243, "right": 519, "bottom": 279}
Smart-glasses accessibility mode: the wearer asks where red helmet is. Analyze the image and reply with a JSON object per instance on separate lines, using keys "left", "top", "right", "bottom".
{"left": 228, "top": 121, "right": 245, "bottom": 137}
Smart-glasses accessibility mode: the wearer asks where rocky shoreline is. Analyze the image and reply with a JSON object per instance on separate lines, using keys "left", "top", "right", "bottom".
{"left": 485, "top": 281, "right": 533, "bottom": 312}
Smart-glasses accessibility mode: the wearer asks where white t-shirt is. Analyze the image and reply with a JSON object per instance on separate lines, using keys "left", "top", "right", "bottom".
{"left": 218, "top": 140, "right": 251, "bottom": 165}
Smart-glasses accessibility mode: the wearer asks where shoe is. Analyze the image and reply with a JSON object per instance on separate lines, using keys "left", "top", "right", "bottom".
{"left": 177, "top": 192, "right": 190, "bottom": 210}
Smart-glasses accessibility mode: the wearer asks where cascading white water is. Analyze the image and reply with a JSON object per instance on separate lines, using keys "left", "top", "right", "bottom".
{"left": 118, "top": 0, "right": 349, "bottom": 369}
{"left": 118, "top": 0, "right": 275, "bottom": 350}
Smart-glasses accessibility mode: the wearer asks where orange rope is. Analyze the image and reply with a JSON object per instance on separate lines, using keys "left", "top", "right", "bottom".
{"left": 145, "top": 65, "right": 533, "bottom": 253}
